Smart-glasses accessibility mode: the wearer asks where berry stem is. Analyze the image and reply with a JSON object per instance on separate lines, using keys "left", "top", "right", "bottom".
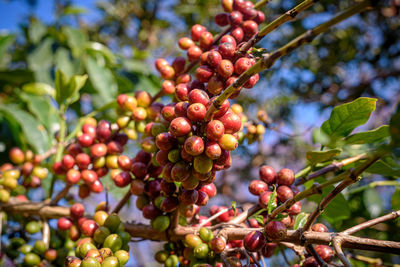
{"left": 342, "top": 210, "right": 400, "bottom": 235}
{"left": 205, "top": 0, "right": 373, "bottom": 121}
{"left": 332, "top": 237, "right": 352, "bottom": 267}
{"left": 111, "top": 189, "right": 132, "bottom": 214}
{"left": 344, "top": 180, "right": 400, "bottom": 195}
{"left": 50, "top": 184, "right": 72, "bottom": 206}
{"left": 306, "top": 244, "right": 329, "bottom": 267}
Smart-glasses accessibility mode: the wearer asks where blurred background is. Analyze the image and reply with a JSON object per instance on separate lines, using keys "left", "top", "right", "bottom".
{"left": 0, "top": 0, "right": 399, "bottom": 266}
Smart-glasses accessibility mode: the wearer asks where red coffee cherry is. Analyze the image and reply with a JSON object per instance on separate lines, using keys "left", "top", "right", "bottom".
{"left": 222, "top": 0, "right": 234, "bottom": 12}
{"left": 261, "top": 243, "right": 277, "bottom": 258}
{"left": 258, "top": 191, "right": 277, "bottom": 208}
{"left": 200, "top": 51, "right": 210, "bottom": 65}
{"left": 155, "top": 132, "right": 176, "bottom": 151}
{"left": 66, "top": 169, "right": 81, "bottom": 184}
{"left": 161, "top": 104, "right": 176, "bottom": 122}
{"left": 199, "top": 183, "right": 217, "bottom": 198}
{"left": 171, "top": 161, "right": 191, "bottom": 182}
{"left": 117, "top": 155, "right": 132, "bottom": 171}
{"left": 207, "top": 51, "right": 223, "bottom": 69}
{"left": 244, "top": 73, "right": 259, "bottom": 88}
{"left": 218, "top": 109, "right": 241, "bottom": 134}
{"left": 130, "top": 179, "right": 145, "bottom": 196}
{"left": 82, "top": 123, "right": 96, "bottom": 137}
{"left": 234, "top": 57, "right": 253, "bottom": 75}
{"left": 155, "top": 58, "right": 169, "bottom": 72}
{"left": 255, "top": 11, "right": 266, "bottom": 24}
{"left": 243, "top": 7, "right": 257, "bottom": 20}
{"left": 143, "top": 204, "right": 162, "bottom": 220}
{"left": 177, "top": 73, "right": 191, "bottom": 84}
{"left": 179, "top": 189, "right": 199, "bottom": 205}
{"left": 162, "top": 80, "right": 175, "bottom": 95}
{"left": 208, "top": 75, "right": 224, "bottom": 95}
{"left": 131, "top": 162, "right": 147, "bottom": 179}
{"left": 210, "top": 237, "right": 226, "bottom": 253}
{"left": 161, "top": 196, "right": 179, "bottom": 212}
{"left": 75, "top": 153, "right": 91, "bottom": 169}
{"left": 231, "top": 26, "right": 244, "bottom": 42}
{"left": 191, "top": 24, "right": 207, "bottom": 41}
{"left": 208, "top": 97, "right": 230, "bottom": 118}
{"left": 113, "top": 171, "right": 131, "bottom": 187}
{"left": 288, "top": 201, "right": 302, "bottom": 215}
{"left": 81, "top": 170, "right": 98, "bottom": 185}
{"left": 160, "top": 65, "right": 176, "bottom": 80}
{"left": 174, "top": 101, "right": 189, "bottom": 117}
{"left": 214, "top": 13, "right": 230, "bottom": 26}
{"left": 9, "top": 147, "right": 25, "bottom": 164}
{"left": 244, "top": 231, "right": 266, "bottom": 252}
{"left": 188, "top": 89, "right": 210, "bottom": 106}
{"left": 169, "top": 117, "right": 192, "bottom": 137}
{"left": 312, "top": 223, "right": 329, "bottom": 232}
{"left": 195, "top": 190, "right": 210, "bottom": 206}
{"left": 175, "top": 83, "right": 189, "bottom": 101}
{"left": 80, "top": 219, "right": 98, "bottom": 237}
{"left": 259, "top": 165, "right": 277, "bottom": 184}
{"left": 277, "top": 185, "right": 294, "bottom": 203}
{"left": 303, "top": 257, "right": 319, "bottom": 267}
{"left": 57, "top": 217, "right": 73, "bottom": 230}
{"left": 187, "top": 46, "right": 203, "bottom": 62}
{"left": 199, "top": 31, "right": 214, "bottom": 49}
{"left": 187, "top": 103, "right": 207, "bottom": 122}
{"left": 172, "top": 56, "right": 186, "bottom": 74}
{"left": 62, "top": 154, "right": 75, "bottom": 170}
{"left": 265, "top": 221, "right": 287, "bottom": 240}
{"left": 277, "top": 168, "right": 295, "bottom": 186}
{"left": 217, "top": 59, "right": 234, "bottom": 78}
{"left": 205, "top": 141, "right": 222, "bottom": 160}
{"left": 233, "top": 0, "right": 247, "bottom": 11}
{"left": 196, "top": 65, "right": 214, "bottom": 83}
{"left": 220, "top": 35, "right": 237, "bottom": 46}
{"left": 248, "top": 180, "right": 269, "bottom": 196}
{"left": 178, "top": 37, "right": 195, "bottom": 50}
{"left": 188, "top": 79, "right": 205, "bottom": 91}
{"left": 70, "top": 203, "right": 85, "bottom": 220}
{"left": 90, "top": 143, "right": 107, "bottom": 158}
{"left": 218, "top": 42, "right": 236, "bottom": 59}
{"left": 242, "top": 20, "right": 258, "bottom": 36}
{"left": 229, "top": 11, "right": 243, "bottom": 26}
{"left": 315, "top": 245, "right": 334, "bottom": 263}
{"left": 184, "top": 136, "right": 205, "bottom": 156}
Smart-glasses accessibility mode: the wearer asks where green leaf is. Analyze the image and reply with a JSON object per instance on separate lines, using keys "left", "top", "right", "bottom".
{"left": 231, "top": 201, "right": 237, "bottom": 217}
{"left": 293, "top": 212, "right": 309, "bottom": 230}
{"left": 85, "top": 42, "right": 116, "bottom": 65}
{"left": 0, "top": 70, "right": 34, "bottom": 85}
{"left": 66, "top": 74, "right": 88, "bottom": 105}
{"left": 344, "top": 125, "right": 390, "bottom": 145}
{"left": 306, "top": 149, "right": 342, "bottom": 164}
{"left": 28, "top": 20, "right": 47, "bottom": 44}
{"left": 323, "top": 192, "right": 350, "bottom": 223}
{"left": 365, "top": 160, "right": 400, "bottom": 177}
{"left": 22, "top": 83, "right": 55, "bottom": 98}
{"left": 27, "top": 38, "right": 54, "bottom": 84}
{"left": 20, "top": 93, "right": 59, "bottom": 134}
{"left": 0, "top": 104, "right": 50, "bottom": 153}
{"left": 392, "top": 188, "right": 400, "bottom": 211}
{"left": 55, "top": 69, "right": 69, "bottom": 105}
{"left": 61, "top": 6, "right": 88, "bottom": 16}
{"left": 54, "top": 69, "right": 87, "bottom": 106}
{"left": 0, "top": 34, "right": 15, "bottom": 68}
{"left": 267, "top": 186, "right": 277, "bottom": 214}
{"left": 363, "top": 188, "right": 383, "bottom": 217}
{"left": 255, "top": 215, "right": 264, "bottom": 226}
{"left": 63, "top": 27, "right": 87, "bottom": 57}
{"left": 55, "top": 47, "right": 74, "bottom": 77}
{"left": 390, "top": 104, "right": 400, "bottom": 147}
{"left": 321, "top": 97, "right": 377, "bottom": 138}
{"left": 85, "top": 56, "right": 117, "bottom": 102}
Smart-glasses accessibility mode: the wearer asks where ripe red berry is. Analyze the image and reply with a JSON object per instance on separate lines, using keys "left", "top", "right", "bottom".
{"left": 196, "top": 65, "right": 214, "bottom": 83}
{"left": 199, "top": 31, "right": 214, "bottom": 49}
{"left": 242, "top": 20, "right": 258, "bottom": 36}
{"left": 208, "top": 97, "right": 230, "bottom": 118}
{"left": 57, "top": 217, "right": 73, "bottom": 230}
{"left": 277, "top": 168, "right": 295, "bottom": 186}
{"left": 258, "top": 191, "right": 277, "bottom": 208}
{"left": 178, "top": 37, "right": 195, "bottom": 50}
{"left": 265, "top": 221, "right": 287, "bottom": 240}
{"left": 171, "top": 161, "right": 191, "bottom": 182}
{"left": 244, "top": 231, "right": 266, "bottom": 252}
{"left": 130, "top": 179, "right": 145, "bottom": 196}
{"left": 188, "top": 89, "right": 210, "bottom": 106}
{"left": 234, "top": 57, "right": 253, "bottom": 75}
{"left": 174, "top": 101, "right": 189, "bottom": 117}
{"left": 175, "top": 83, "right": 189, "bottom": 101}
{"left": 113, "top": 171, "right": 132, "bottom": 187}
{"left": 231, "top": 27, "right": 244, "bottom": 42}
{"left": 214, "top": 13, "right": 230, "bottom": 26}
{"left": 208, "top": 76, "right": 224, "bottom": 95}
{"left": 187, "top": 103, "right": 207, "bottom": 122}
{"left": 155, "top": 58, "right": 169, "bottom": 72}
{"left": 66, "top": 169, "right": 81, "bottom": 184}
{"left": 172, "top": 56, "right": 186, "bottom": 74}
{"left": 277, "top": 185, "right": 294, "bottom": 203}
{"left": 244, "top": 73, "right": 259, "bottom": 88}
{"left": 315, "top": 245, "right": 334, "bottom": 262}
{"left": 191, "top": 24, "right": 207, "bottom": 41}
{"left": 169, "top": 117, "right": 192, "bottom": 137}
{"left": 210, "top": 237, "right": 226, "bottom": 253}
{"left": 62, "top": 154, "right": 75, "bottom": 170}
{"left": 255, "top": 11, "right": 266, "bottom": 24}
{"left": 161, "top": 105, "right": 176, "bottom": 122}
{"left": 90, "top": 143, "right": 107, "bottom": 158}
{"left": 259, "top": 165, "right": 277, "bottom": 184}
{"left": 207, "top": 51, "right": 223, "bottom": 69}
{"left": 187, "top": 46, "right": 203, "bottom": 62}
{"left": 161, "top": 196, "right": 179, "bottom": 212}
{"left": 184, "top": 136, "right": 205, "bottom": 156}
{"left": 196, "top": 190, "right": 209, "bottom": 206}
{"left": 218, "top": 109, "right": 241, "bottom": 134}
{"left": 90, "top": 179, "right": 103, "bottom": 193}
{"left": 132, "top": 162, "right": 147, "bottom": 179}
{"left": 179, "top": 189, "right": 199, "bottom": 205}
{"left": 217, "top": 59, "right": 234, "bottom": 78}
{"left": 229, "top": 11, "right": 243, "bottom": 26}
{"left": 233, "top": 0, "right": 247, "bottom": 12}
{"left": 261, "top": 243, "right": 277, "bottom": 258}
{"left": 199, "top": 183, "right": 217, "bottom": 198}
{"left": 205, "top": 141, "right": 222, "bottom": 160}
{"left": 117, "top": 155, "right": 132, "bottom": 171}
{"left": 303, "top": 257, "right": 319, "bottom": 267}
{"left": 80, "top": 219, "right": 98, "bottom": 237}
{"left": 70, "top": 203, "right": 85, "bottom": 220}
{"left": 9, "top": 147, "right": 25, "bottom": 164}
{"left": 312, "top": 223, "right": 329, "bottom": 233}
{"left": 160, "top": 180, "right": 177, "bottom": 196}
{"left": 218, "top": 42, "right": 236, "bottom": 59}
{"left": 162, "top": 80, "right": 175, "bottom": 95}
{"left": 248, "top": 180, "right": 269, "bottom": 196}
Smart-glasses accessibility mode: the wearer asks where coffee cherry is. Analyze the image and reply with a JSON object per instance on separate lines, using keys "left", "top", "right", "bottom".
{"left": 187, "top": 103, "right": 207, "bottom": 122}
{"left": 244, "top": 231, "right": 266, "bottom": 252}
{"left": 255, "top": 11, "right": 266, "bottom": 24}
{"left": 189, "top": 89, "right": 210, "bottom": 106}
{"left": 184, "top": 136, "right": 205, "bottom": 156}
{"left": 172, "top": 56, "right": 186, "bottom": 74}
{"left": 174, "top": 101, "right": 189, "bottom": 117}
{"left": 187, "top": 46, "right": 203, "bottom": 62}
{"left": 131, "top": 162, "right": 147, "bottom": 180}
{"left": 199, "top": 183, "right": 217, "bottom": 198}
{"left": 196, "top": 65, "right": 214, "bottom": 82}
{"left": 231, "top": 26, "right": 244, "bottom": 42}
{"left": 234, "top": 57, "right": 253, "bottom": 75}
{"left": 179, "top": 189, "right": 199, "bottom": 205}
{"left": 208, "top": 75, "right": 224, "bottom": 95}
{"left": 312, "top": 223, "right": 329, "bottom": 232}
{"left": 66, "top": 169, "right": 81, "bottom": 184}
{"left": 178, "top": 37, "right": 195, "bottom": 50}
{"left": 156, "top": 132, "right": 177, "bottom": 151}
{"left": 277, "top": 185, "right": 294, "bottom": 202}
{"left": 130, "top": 179, "right": 145, "bottom": 196}
{"left": 222, "top": 0, "right": 234, "bottom": 12}
{"left": 315, "top": 245, "right": 334, "bottom": 262}
{"left": 155, "top": 58, "right": 169, "bottom": 72}
{"left": 210, "top": 97, "right": 230, "bottom": 118}
{"left": 171, "top": 161, "right": 191, "bottom": 182}
{"left": 169, "top": 117, "right": 192, "bottom": 137}
{"left": 217, "top": 59, "right": 234, "bottom": 78}
{"left": 277, "top": 168, "right": 295, "bottom": 186}
{"left": 70, "top": 203, "right": 85, "bottom": 220}
{"left": 210, "top": 237, "right": 226, "bottom": 253}
{"left": 142, "top": 204, "right": 161, "bottom": 220}
{"left": 261, "top": 243, "right": 277, "bottom": 257}
{"left": 194, "top": 155, "right": 213, "bottom": 174}
{"left": 177, "top": 73, "right": 191, "bottom": 84}
{"left": 218, "top": 110, "right": 241, "bottom": 134}
{"left": 194, "top": 243, "right": 209, "bottom": 259}
{"left": 265, "top": 221, "right": 287, "bottom": 240}
{"left": 151, "top": 215, "right": 170, "bottom": 232}
{"left": 90, "top": 180, "right": 104, "bottom": 193}
{"left": 81, "top": 169, "right": 98, "bottom": 184}
{"left": 182, "top": 174, "right": 200, "bottom": 189}
{"left": 258, "top": 191, "right": 277, "bottom": 208}
{"left": 244, "top": 73, "right": 259, "bottom": 88}
{"left": 218, "top": 42, "right": 236, "bottom": 59}
{"left": 196, "top": 190, "right": 210, "bottom": 206}
{"left": 57, "top": 217, "right": 73, "bottom": 230}
{"left": 207, "top": 51, "right": 223, "bottom": 69}
{"left": 215, "top": 13, "right": 230, "bottom": 26}
{"left": 161, "top": 105, "right": 176, "bottom": 122}
{"left": 199, "top": 31, "right": 214, "bottom": 49}
{"left": 160, "top": 196, "right": 179, "bottom": 212}
{"left": 229, "top": 11, "right": 243, "bottom": 26}
{"left": 162, "top": 80, "right": 175, "bottom": 95}
{"left": 220, "top": 35, "right": 237, "bottom": 46}
{"left": 248, "top": 180, "right": 269, "bottom": 195}
{"left": 160, "top": 180, "right": 177, "bottom": 196}
{"left": 80, "top": 219, "right": 98, "bottom": 237}
{"left": 205, "top": 141, "right": 222, "bottom": 159}
{"left": 191, "top": 24, "right": 207, "bottom": 41}
{"left": 259, "top": 165, "right": 277, "bottom": 184}
{"left": 9, "top": 147, "right": 25, "bottom": 164}
{"left": 218, "top": 134, "right": 238, "bottom": 150}
{"left": 61, "top": 154, "right": 75, "bottom": 170}
{"left": 233, "top": 0, "right": 247, "bottom": 11}
{"left": 90, "top": 143, "right": 107, "bottom": 158}
{"left": 303, "top": 257, "right": 319, "bottom": 267}
{"left": 113, "top": 171, "right": 131, "bottom": 187}
{"left": 288, "top": 201, "right": 302, "bottom": 215}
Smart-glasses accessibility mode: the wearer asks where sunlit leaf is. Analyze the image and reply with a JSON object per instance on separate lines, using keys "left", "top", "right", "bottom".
{"left": 306, "top": 149, "right": 342, "bottom": 164}
{"left": 345, "top": 125, "right": 390, "bottom": 145}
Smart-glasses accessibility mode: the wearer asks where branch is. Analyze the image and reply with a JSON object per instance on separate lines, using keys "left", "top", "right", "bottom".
{"left": 295, "top": 153, "right": 367, "bottom": 186}
{"left": 333, "top": 236, "right": 353, "bottom": 267}
{"left": 342, "top": 210, "right": 400, "bottom": 235}
{"left": 42, "top": 219, "right": 50, "bottom": 249}
{"left": 345, "top": 180, "right": 400, "bottom": 195}
{"left": 239, "top": 0, "right": 316, "bottom": 53}
{"left": 111, "top": 190, "right": 132, "bottom": 214}
{"left": 50, "top": 184, "right": 72, "bottom": 205}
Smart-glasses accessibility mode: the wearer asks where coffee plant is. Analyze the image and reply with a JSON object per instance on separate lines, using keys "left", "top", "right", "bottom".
{"left": 0, "top": 0, "right": 399, "bottom": 266}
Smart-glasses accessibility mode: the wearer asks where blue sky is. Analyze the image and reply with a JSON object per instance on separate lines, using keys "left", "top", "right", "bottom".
{"left": 0, "top": 0, "right": 98, "bottom": 32}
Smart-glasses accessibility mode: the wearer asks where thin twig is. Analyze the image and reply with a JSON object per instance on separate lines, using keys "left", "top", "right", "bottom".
{"left": 111, "top": 190, "right": 132, "bottom": 214}
{"left": 50, "top": 184, "right": 72, "bottom": 205}
{"left": 342, "top": 210, "right": 400, "bottom": 235}
{"left": 198, "top": 207, "right": 230, "bottom": 228}
{"left": 333, "top": 237, "right": 352, "bottom": 267}
{"left": 42, "top": 218, "right": 50, "bottom": 249}
{"left": 279, "top": 245, "right": 291, "bottom": 267}
{"left": 246, "top": 250, "right": 262, "bottom": 267}
{"left": 259, "top": 252, "right": 267, "bottom": 267}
